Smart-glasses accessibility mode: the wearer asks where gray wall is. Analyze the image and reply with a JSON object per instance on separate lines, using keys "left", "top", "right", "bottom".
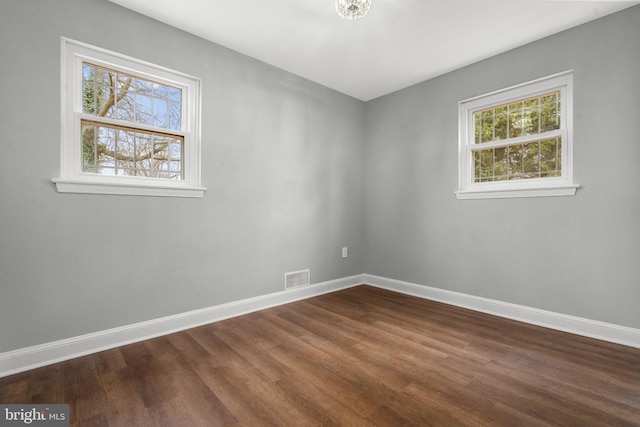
{"left": 0, "top": 0, "right": 365, "bottom": 352}
{"left": 364, "top": 6, "right": 640, "bottom": 329}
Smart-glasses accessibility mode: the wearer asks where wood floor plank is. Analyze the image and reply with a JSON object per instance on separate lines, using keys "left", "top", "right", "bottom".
{"left": 1, "top": 285, "right": 639, "bottom": 426}
{"left": 274, "top": 372, "right": 367, "bottom": 427}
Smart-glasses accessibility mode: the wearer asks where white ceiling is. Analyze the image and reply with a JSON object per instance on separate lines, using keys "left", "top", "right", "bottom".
{"left": 108, "top": 0, "right": 638, "bottom": 101}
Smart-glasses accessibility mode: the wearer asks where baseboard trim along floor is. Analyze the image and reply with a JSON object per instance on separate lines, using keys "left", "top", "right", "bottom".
{"left": 1, "top": 273, "right": 638, "bottom": 378}
{"left": 364, "top": 274, "right": 640, "bottom": 351}
{"left": 0, "top": 275, "right": 364, "bottom": 378}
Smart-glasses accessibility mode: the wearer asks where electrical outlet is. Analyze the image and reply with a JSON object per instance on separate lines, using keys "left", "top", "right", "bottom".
{"left": 342, "top": 247, "right": 348, "bottom": 258}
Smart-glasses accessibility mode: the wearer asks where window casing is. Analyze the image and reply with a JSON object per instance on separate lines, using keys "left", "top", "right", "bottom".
{"left": 456, "top": 71, "right": 578, "bottom": 199}
{"left": 54, "top": 38, "right": 205, "bottom": 197}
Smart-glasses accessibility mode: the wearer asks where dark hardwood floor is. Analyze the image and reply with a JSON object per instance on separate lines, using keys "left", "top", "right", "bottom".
{"left": 1, "top": 285, "right": 639, "bottom": 426}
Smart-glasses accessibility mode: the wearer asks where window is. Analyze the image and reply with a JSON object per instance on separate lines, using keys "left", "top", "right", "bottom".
{"left": 54, "top": 38, "right": 205, "bottom": 197}
{"left": 456, "top": 71, "right": 578, "bottom": 199}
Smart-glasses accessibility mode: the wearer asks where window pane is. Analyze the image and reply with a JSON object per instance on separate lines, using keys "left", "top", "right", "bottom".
{"left": 494, "top": 147, "right": 507, "bottom": 181}
{"left": 472, "top": 137, "right": 562, "bottom": 183}
{"left": 474, "top": 151, "right": 481, "bottom": 181}
{"left": 169, "top": 102, "right": 182, "bottom": 130}
{"left": 481, "top": 149, "right": 493, "bottom": 181}
{"left": 475, "top": 149, "right": 494, "bottom": 182}
{"left": 136, "top": 78, "right": 153, "bottom": 94}
{"left": 508, "top": 101, "right": 523, "bottom": 138}
{"left": 134, "top": 93, "right": 153, "bottom": 125}
{"left": 474, "top": 112, "right": 482, "bottom": 143}
{"left": 494, "top": 110, "right": 507, "bottom": 140}
{"left": 529, "top": 106, "right": 540, "bottom": 135}
{"left": 481, "top": 110, "right": 493, "bottom": 143}
{"left": 168, "top": 142, "right": 182, "bottom": 161}
{"left": 523, "top": 142, "right": 539, "bottom": 178}
{"left": 473, "top": 91, "right": 560, "bottom": 144}
{"left": 153, "top": 98, "right": 169, "bottom": 128}
{"left": 540, "top": 137, "right": 561, "bottom": 177}
{"left": 82, "top": 81, "right": 95, "bottom": 115}
{"left": 508, "top": 145, "right": 523, "bottom": 180}
{"left": 112, "top": 89, "right": 135, "bottom": 121}
{"left": 541, "top": 98, "right": 560, "bottom": 131}
{"left": 81, "top": 120, "right": 183, "bottom": 179}
{"left": 169, "top": 87, "right": 181, "bottom": 102}
{"left": 82, "top": 70, "right": 114, "bottom": 116}
{"left": 81, "top": 62, "right": 182, "bottom": 132}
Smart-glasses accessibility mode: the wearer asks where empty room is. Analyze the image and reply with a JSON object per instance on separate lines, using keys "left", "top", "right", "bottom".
{"left": 1, "top": 0, "right": 639, "bottom": 425}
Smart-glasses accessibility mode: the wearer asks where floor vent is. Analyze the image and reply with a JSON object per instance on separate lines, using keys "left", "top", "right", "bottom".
{"left": 285, "top": 269, "right": 310, "bottom": 289}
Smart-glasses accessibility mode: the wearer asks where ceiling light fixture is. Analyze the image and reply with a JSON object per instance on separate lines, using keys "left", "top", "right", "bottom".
{"left": 335, "top": 0, "right": 371, "bottom": 20}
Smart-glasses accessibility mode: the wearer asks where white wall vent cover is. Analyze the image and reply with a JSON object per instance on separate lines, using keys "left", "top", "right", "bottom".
{"left": 285, "top": 269, "right": 310, "bottom": 289}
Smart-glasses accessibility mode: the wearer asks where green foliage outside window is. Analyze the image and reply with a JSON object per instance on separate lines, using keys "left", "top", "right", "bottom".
{"left": 472, "top": 92, "right": 561, "bottom": 182}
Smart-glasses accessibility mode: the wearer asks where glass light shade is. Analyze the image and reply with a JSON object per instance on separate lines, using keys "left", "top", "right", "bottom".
{"left": 335, "top": 0, "right": 371, "bottom": 20}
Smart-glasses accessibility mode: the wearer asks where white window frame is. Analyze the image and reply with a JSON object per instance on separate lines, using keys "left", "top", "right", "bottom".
{"left": 456, "top": 71, "right": 578, "bottom": 200}
{"left": 53, "top": 38, "right": 205, "bottom": 198}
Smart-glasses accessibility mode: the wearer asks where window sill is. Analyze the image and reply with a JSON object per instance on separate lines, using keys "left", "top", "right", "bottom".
{"left": 52, "top": 178, "right": 206, "bottom": 198}
{"left": 455, "top": 184, "right": 579, "bottom": 200}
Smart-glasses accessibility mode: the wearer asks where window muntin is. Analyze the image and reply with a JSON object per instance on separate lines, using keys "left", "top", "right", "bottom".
{"left": 80, "top": 62, "right": 184, "bottom": 180}
{"left": 81, "top": 63, "right": 182, "bottom": 131}
{"left": 474, "top": 92, "right": 560, "bottom": 144}
{"left": 471, "top": 91, "right": 562, "bottom": 183}
{"left": 55, "top": 38, "right": 204, "bottom": 197}
{"left": 474, "top": 137, "right": 561, "bottom": 182}
{"left": 457, "top": 72, "right": 577, "bottom": 199}
{"left": 81, "top": 120, "right": 183, "bottom": 179}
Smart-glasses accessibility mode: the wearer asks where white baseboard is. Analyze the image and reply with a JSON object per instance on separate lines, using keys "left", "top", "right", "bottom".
{"left": 0, "top": 274, "right": 365, "bottom": 378}
{"left": 3, "top": 273, "right": 638, "bottom": 378}
{"left": 364, "top": 274, "right": 640, "bottom": 349}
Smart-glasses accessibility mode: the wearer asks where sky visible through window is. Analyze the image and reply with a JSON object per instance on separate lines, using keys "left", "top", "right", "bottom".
{"left": 81, "top": 62, "right": 184, "bottom": 179}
